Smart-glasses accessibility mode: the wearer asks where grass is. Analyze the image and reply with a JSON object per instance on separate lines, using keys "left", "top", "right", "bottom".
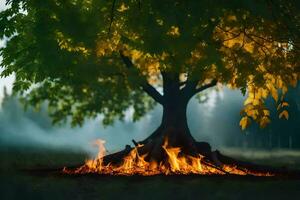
{"left": 221, "top": 147, "right": 300, "bottom": 170}
{"left": 1, "top": 147, "right": 300, "bottom": 200}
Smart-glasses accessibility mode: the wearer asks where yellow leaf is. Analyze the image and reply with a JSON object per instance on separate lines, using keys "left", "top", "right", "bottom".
{"left": 227, "top": 15, "right": 237, "bottom": 21}
{"left": 261, "top": 89, "right": 268, "bottom": 98}
{"left": 277, "top": 103, "right": 282, "bottom": 110}
{"left": 260, "top": 116, "right": 270, "bottom": 128}
{"left": 167, "top": 26, "right": 180, "bottom": 37}
{"left": 263, "top": 109, "right": 270, "bottom": 116}
{"left": 117, "top": 3, "right": 129, "bottom": 12}
{"left": 281, "top": 102, "right": 289, "bottom": 107}
{"left": 244, "top": 97, "right": 253, "bottom": 105}
{"left": 252, "top": 99, "right": 260, "bottom": 106}
{"left": 248, "top": 92, "right": 255, "bottom": 99}
{"left": 270, "top": 88, "right": 278, "bottom": 102}
{"left": 279, "top": 110, "right": 289, "bottom": 120}
{"left": 239, "top": 116, "right": 250, "bottom": 130}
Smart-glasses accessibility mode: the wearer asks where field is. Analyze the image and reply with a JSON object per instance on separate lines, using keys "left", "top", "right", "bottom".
{"left": 1, "top": 147, "right": 300, "bottom": 200}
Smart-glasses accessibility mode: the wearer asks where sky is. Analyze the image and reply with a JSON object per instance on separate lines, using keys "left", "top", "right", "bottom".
{"left": 0, "top": 1, "right": 14, "bottom": 103}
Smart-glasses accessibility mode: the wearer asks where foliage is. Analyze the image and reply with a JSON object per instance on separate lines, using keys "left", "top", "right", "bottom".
{"left": 0, "top": 0, "right": 299, "bottom": 129}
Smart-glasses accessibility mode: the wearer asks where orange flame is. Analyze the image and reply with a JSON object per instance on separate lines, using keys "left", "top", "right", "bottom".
{"left": 63, "top": 138, "right": 273, "bottom": 176}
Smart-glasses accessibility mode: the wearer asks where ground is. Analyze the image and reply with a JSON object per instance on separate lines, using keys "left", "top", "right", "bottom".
{"left": 1, "top": 147, "right": 300, "bottom": 200}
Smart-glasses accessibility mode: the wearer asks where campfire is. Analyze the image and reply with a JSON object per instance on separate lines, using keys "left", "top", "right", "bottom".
{"left": 63, "top": 138, "right": 273, "bottom": 176}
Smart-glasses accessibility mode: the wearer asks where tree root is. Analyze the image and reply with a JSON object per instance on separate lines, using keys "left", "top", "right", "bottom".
{"left": 99, "top": 137, "right": 300, "bottom": 177}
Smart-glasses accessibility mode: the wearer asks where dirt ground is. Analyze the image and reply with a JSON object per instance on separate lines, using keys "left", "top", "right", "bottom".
{"left": 1, "top": 147, "right": 300, "bottom": 200}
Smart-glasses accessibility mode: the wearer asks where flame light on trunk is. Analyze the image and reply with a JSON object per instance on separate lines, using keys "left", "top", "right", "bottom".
{"left": 63, "top": 138, "right": 273, "bottom": 176}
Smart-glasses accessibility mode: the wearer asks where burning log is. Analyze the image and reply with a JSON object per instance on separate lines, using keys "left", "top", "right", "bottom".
{"left": 132, "top": 139, "right": 139, "bottom": 147}
{"left": 63, "top": 137, "right": 276, "bottom": 176}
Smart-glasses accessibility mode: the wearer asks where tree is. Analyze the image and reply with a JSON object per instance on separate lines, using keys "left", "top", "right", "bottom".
{"left": 1, "top": 0, "right": 299, "bottom": 162}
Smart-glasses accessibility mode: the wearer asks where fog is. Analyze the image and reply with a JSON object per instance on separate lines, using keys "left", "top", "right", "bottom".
{"left": 0, "top": 82, "right": 299, "bottom": 158}
{"left": 0, "top": 88, "right": 244, "bottom": 154}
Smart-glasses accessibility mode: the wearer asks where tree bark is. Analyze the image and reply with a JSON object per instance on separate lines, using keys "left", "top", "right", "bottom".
{"left": 142, "top": 99, "right": 194, "bottom": 147}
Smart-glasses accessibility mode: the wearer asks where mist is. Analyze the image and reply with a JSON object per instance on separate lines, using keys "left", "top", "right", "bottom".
{"left": 0, "top": 86, "right": 299, "bottom": 157}
{"left": 0, "top": 88, "right": 239, "bottom": 153}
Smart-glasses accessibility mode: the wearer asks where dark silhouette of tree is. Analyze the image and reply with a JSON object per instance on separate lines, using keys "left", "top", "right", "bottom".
{"left": 1, "top": 0, "right": 299, "bottom": 159}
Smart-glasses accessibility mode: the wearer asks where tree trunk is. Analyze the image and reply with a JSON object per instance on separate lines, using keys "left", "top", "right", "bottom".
{"left": 134, "top": 72, "right": 214, "bottom": 162}
{"left": 104, "top": 96, "right": 212, "bottom": 165}
{"left": 103, "top": 71, "right": 212, "bottom": 165}
{"left": 142, "top": 99, "right": 195, "bottom": 148}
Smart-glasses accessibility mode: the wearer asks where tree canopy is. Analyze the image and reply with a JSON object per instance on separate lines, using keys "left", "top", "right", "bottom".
{"left": 0, "top": 0, "right": 299, "bottom": 129}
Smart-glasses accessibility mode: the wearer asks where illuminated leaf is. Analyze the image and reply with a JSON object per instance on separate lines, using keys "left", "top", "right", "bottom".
{"left": 260, "top": 116, "right": 270, "bottom": 128}
{"left": 263, "top": 109, "right": 270, "bottom": 116}
{"left": 279, "top": 110, "right": 289, "bottom": 120}
{"left": 270, "top": 88, "right": 278, "bottom": 102}
{"left": 239, "top": 116, "right": 250, "bottom": 130}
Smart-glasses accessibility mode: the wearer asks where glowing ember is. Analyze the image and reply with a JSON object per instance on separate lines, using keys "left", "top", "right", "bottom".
{"left": 63, "top": 138, "right": 273, "bottom": 176}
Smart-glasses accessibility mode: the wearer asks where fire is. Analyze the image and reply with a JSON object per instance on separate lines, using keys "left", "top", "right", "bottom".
{"left": 63, "top": 138, "right": 273, "bottom": 176}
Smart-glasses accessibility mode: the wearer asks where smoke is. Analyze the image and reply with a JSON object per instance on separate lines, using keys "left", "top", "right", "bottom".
{"left": 0, "top": 95, "right": 165, "bottom": 155}
{"left": 0, "top": 85, "right": 299, "bottom": 156}
{"left": 0, "top": 88, "right": 245, "bottom": 154}
{"left": 188, "top": 88, "right": 245, "bottom": 148}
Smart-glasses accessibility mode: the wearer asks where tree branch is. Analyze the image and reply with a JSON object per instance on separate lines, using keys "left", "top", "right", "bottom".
{"left": 183, "top": 79, "right": 217, "bottom": 100}
{"left": 193, "top": 79, "right": 218, "bottom": 94}
{"left": 119, "top": 51, "right": 165, "bottom": 105}
{"left": 179, "top": 81, "right": 187, "bottom": 87}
